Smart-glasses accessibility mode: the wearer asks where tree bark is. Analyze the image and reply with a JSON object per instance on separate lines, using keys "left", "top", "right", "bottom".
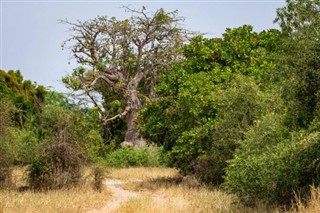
{"left": 123, "top": 79, "right": 146, "bottom": 147}
{"left": 124, "top": 108, "right": 145, "bottom": 146}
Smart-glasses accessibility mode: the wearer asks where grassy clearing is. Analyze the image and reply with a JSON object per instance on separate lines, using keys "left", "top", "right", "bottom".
{"left": 116, "top": 186, "right": 241, "bottom": 213}
{"left": 0, "top": 186, "right": 110, "bottom": 213}
{"left": 0, "top": 167, "right": 111, "bottom": 213}
{"left": 114, "top": 167, "right": 275, "bottom": 213}
{"left": 107, "top": 167, "right": 179, "bottom": 181}
{"left": 116, "top": 168, "right": 320, "bottom": 213}
{"left": 1, "top": 167, "right": 318, "bottom": 213}
{"left": 118, "top": 183, "right": 276, "bottom": 213}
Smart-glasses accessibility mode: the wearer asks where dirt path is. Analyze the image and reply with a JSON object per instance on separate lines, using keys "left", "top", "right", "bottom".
{"left": 87, "top": 179, "right": 139, "bottom": 213}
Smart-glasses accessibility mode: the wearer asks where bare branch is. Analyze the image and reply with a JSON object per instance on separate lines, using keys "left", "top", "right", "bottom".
{"left": 103, "top": 106, "right": 131, "bottom": 123}
{"left": 61, "top": 7, "right": 189, "bottom": 144}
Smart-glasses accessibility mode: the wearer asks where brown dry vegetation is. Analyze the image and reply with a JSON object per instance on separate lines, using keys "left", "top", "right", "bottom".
{"left": 107, "top": 167, "right": 179, "bottom": 181}
{"left": 290, "top": 187, "right": 320, "bottom": 213}
{"left": 105, "top": 168, "right": 274, "bottom": 213}
{"left": 0, "top": 167, "right": 319, "bottom": 213}
{"left": 0, "top": 167, "right": 111, "bottom": 213}
{"left": 112, "top": 168, "right": 320, "bottom": 213}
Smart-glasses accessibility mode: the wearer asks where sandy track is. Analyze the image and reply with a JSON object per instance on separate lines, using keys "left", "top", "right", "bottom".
{"left": 87, "top": 179, "right": 138, "bottom": 213}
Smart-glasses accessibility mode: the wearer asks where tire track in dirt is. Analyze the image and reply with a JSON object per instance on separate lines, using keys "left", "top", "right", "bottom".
{"left": 87, "top": 180, "right": 139, "bottom": 213}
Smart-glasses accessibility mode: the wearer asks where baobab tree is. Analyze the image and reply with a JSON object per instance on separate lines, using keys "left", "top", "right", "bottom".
{"left": 61, "top": 7, "right": 187, "bottom": 146}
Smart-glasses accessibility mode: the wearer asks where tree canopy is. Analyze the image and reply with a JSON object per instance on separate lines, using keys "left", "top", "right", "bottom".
{"left": 61, "top": 7, "right": 188, "bottom": 146}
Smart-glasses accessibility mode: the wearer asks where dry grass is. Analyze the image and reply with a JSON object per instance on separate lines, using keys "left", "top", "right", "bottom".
{"left": 0, "top": 167, "right": 111, "bottom": 213}
{"left": 107, "top": 167, "right": 179, "bottom": 181}
{"left": 2, "top": 167, "right": 318, "bottom": 213}
{"left": 290, "top": 186, "right": 320, "bottom": 213}
{"left": 115, "top": 167, "right": 275, "bottom": 213}
{"left": 116, "top": 186, "right": 239, "bottom": 213}
{"left": 118, "top": 183, "right": 276, "bottom": 213}
{"left": 0, "top": 186, "right": 110, "bottom": 213}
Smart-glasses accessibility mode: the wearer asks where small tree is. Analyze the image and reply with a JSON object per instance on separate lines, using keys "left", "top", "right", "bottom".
{"left": 61, "top": 7, "right": 187, "bottom": 146}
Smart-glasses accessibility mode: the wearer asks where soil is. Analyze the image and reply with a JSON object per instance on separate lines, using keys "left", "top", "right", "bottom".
{"left": 87, "top": 179, "right": 139, "bottom": 213}
{"left": 87, "top": 179, "right": 168, "bottom": 213}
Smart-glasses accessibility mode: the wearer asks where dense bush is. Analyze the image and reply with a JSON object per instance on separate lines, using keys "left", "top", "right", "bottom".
{"left": 40, "top": 104, "right": 107, "bottom": 162}
{"left": 16, "top": 130, "right": 38, "bottom": 164}
{"left": 0, "top": 100, "right": 16, "bottom": 188}
{"left": 139, "top": 26, "right": 281, "bottom": 181}
{"left": 224, "top": 114, "right": 320, "bottom": 204}
{"left": 225, "top": 141, "right": 298, "bottom": 204}
{"left": 0, "top": 146, "right": 12, "bottom": 188}
{"left": 84, "top": 129, "right": 107, "bottom": 163}
{"left": 191, "top": 154, "right": 226, "bottom": 185}
{"left": 28, "top": 141, "right": 84, "bottom": 190}
{"left": 106, "top": 146, "right": 164, "bottom": 168}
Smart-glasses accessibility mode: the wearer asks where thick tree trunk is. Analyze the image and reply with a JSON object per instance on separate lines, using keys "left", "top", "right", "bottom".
{"left": 124, "top": 108, "right": 145, "bottom": 147}
{"left": 123, "top": 81, "right": 146, "bottom": 147}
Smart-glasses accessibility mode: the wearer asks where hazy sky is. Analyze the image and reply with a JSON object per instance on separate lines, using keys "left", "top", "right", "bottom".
{"left": 1, "top": 0, "right": 286, "bottom": 92}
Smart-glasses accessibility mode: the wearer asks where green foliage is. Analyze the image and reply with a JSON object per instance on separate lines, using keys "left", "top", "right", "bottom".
{"left": 84, "top": 129, "right": 107, "bottom": 163}
{"left": 0, "top": 70, "right": 107, "bottom": 168}
{"left": 222, "top": 1, "right": 320, "bottom": 204}
{"left": 140, "top": 70, "right": 281, "bottom": 180}
{"left": 16, "top": 129, "right": 38, "bottom": 164}
{"left": 224, "top": 113, "right": 320, "bottom": 204}
{"left": 223, "top": 114, "right": 292, "bottom": 204}
{"left": 0, "top": 70, "right": 46, "bottom": 128}
{"left": 45, "top": 91, "right": 77, "bottom": 109}
{"left": 28, "top": 155, "right": 49, "bottom": 190}
{"left": 140, "top": 23, "right": 285, "bottom": 189}
{"left": 106, "top": 146, "right": 164, "bottom": 168}
{"left": 275, "top": 0, "right": 320, "bottom": 129}
{"left": 39, "top": 100, "right": 106, "bottom": 160}
{"left": 275, "top": 0, "right": 320, "bottom": 39}
{"left": 139, "top": 25, "right": 282, "bottom": 182}
{"left": 0, "top": 100, "right": 17, "bottom": 188}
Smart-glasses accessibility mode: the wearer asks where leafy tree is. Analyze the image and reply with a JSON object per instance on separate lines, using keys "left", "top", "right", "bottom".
{"left": 61, "top": 7, "right": 187, "bottom": 146}
{"left": 223, "top": 0, "right": 320, "bottom": 204}
{"left": 139, "top": 26, "right": 282, "bottom": 180}
{"left": 0, "top": 70, "right": 46, "bottom": 128}
{"left": 275, "top": 0, "right": 320, "bottom": 128}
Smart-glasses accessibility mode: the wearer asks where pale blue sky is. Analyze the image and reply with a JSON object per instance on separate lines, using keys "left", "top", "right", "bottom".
{"left": 1, "top": 0, "right": 285, "bottom": 92}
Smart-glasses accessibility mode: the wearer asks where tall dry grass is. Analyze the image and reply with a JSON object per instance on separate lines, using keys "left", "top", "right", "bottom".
{"left": 0, "top": 186, "right": 110, "bottom": 213}
{"left": 116, "top": 186, "right": 242, "bottom": 213}
{"left": 108, "top": 167, "right": 179, "bottom": 181}
{"left": 1, "top": 167, "right": 319, "bottom": 213}
{"left": 115, "top": 168, "right": 275, "bottom": 213}
{"left": 0, "top": 167, "right": 111, "bottom": 213}
{"left": 291, "top": 186, "right": 320, "bottom": 213}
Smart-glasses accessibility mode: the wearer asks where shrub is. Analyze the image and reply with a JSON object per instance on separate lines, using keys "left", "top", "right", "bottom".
{"left": 0, "top": 146, "right": 12, "bottom": 189}
{"left": 224, "top": 141, "right": 300, "bottom": 205}
{"left": 0, "top": 99, "right": 16, "bottom": 188}
{"left": 16, "top": 129, "right": 38, "bottom": 164}
{"left": 28, "top": 141, "right": 84, "bottom": 190}
{"left": 191, "top": 154, "right": 227, "bottom": 185}
{"left": 106, "top": 146, "right": 164, "bottom": 168}
{"left": 91, "top": 165, "right": 107, "bottom": 192}
{"left": 84, "top": 129, "right": 106, "bottom": 163}
{"left": 224, "top": 114, "right": 320, "bottom": 205}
